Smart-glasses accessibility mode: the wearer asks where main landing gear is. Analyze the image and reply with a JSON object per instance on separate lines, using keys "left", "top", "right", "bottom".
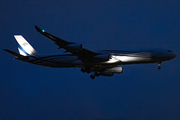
{"left": 90, "top": 75, "right": 95, "bottom": 79}
{"left": 81, "top": 67, "right": 98, "bottom": 79}
{"left": 81, "top": 67, "right": 90, "bottom": 73}
{"left": 81, "top": 67, "right": 86, "bottom": 73}
{"left": 90, "top": 72, "right": 99, "bottom": 79}
{"left": 158, "top": 62, "right": 161, "bottom": 69}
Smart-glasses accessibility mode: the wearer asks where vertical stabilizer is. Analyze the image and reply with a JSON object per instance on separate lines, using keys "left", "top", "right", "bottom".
{"left": 14, "top": 35, "right": 37, "bottom": 56}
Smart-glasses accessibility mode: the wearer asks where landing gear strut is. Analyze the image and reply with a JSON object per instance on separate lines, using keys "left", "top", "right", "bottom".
{"left": 81, "top": 67, "right": 91, "bottom": 73}
{"left": 158, "top": 62, "right": 161, "bottom": 69}
{"left": 81, "top": 68, "right": 86, "bottom": 73}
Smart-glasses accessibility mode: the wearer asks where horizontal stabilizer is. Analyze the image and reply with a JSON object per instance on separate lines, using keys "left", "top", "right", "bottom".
{"left": 3, "top": 49, "right": 29, "bottom": 60}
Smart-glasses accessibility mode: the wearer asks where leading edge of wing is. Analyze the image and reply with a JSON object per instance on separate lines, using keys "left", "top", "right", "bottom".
{"left": 34, "top": 26, "right": 98, "bottom": 61}
{"left": 35, "top": 26, "right": 74, "bottom": 49}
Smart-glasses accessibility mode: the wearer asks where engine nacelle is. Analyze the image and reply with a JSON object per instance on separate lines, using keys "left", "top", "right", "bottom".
{"left": 99, "top": 70, "right": 114, "bottom": 76}
{"left": 108, "top": 67, "right": 123, "bottom": 74}
{"left": 64, "top": 44, "right": 82, "bottom": 51}
{"left": 99, "top": 67, "right": 123, "bottom": 76}
{"left": 93, "top": 54, "right": 110, "bottom": 61}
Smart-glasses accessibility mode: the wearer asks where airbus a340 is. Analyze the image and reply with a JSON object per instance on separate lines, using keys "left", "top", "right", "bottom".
{"left": 4, "top": 26, "right": 177, "bottom": 79}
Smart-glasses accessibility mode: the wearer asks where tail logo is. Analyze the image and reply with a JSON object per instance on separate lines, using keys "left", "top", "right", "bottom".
{"left": 14, "top": 35, "right": 37, "bottom": 56}
{"left": 22, "top": 43, "right": 28, "bottom": 46}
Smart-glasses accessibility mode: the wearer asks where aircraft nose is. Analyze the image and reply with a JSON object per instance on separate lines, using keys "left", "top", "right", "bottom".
{"left": 171, "top": 52, "right": 177, "bottom": 59}
{"left": 166, "top": 51, "right": 177, "bottom": 60}
{"left": 173, "top": 53, "right": 177, "bottom": 58}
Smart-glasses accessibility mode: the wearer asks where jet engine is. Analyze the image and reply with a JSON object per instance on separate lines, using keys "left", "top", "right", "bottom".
{"left": 93, "top": 54, "right": 110, "bottom": 61}
{"left": 108, "top": 66, "right": 124, "bottom": 74}
{"left": 99, "top": 66, "right": 123, "bottom": 76}
{"left": 64, "top": 44, "right": 82, "bottom": 51}
{"left": 99, "top": 71, "right": 114, "bottom": 76}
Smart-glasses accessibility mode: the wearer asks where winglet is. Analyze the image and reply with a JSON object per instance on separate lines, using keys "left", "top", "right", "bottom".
{"left": 34, "top": 25, "right": 73, "bottom": 48}
{"left": 35, "top": 26, "right": 45, "bottom": 33}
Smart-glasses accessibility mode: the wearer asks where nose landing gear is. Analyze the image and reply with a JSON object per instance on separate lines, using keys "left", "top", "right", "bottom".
{"left": 158, "top": 62, "right": 161, "bottom": 69}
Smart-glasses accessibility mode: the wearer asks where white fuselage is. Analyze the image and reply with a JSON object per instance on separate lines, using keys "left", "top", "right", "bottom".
{"left": 27, "top": 49, "right": 177, "bottom": 68}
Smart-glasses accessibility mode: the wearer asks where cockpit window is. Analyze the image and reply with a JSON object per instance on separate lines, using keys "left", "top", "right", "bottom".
{"left": 168, "top": 50, "right": 172, "bottom": 52}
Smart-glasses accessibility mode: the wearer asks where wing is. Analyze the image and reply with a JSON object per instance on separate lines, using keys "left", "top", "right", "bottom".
{"left": 35, "top": 26, "right": 99, "bottom": 62}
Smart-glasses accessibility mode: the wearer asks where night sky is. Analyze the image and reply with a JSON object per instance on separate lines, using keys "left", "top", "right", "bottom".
{"left": 1, "top": 0, "right": 180, "bottom": 120}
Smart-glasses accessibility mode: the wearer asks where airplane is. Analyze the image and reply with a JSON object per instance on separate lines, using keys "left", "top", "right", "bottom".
{"left": 4, "top": 26, "right": 177, "bottom": 79}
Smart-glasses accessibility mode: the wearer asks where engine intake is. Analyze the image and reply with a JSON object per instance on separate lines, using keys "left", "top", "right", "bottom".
{"left": 108, "top": 67, "right": 123, "bottom": 74}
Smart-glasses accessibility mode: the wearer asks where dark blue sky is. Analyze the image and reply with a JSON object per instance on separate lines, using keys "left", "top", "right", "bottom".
{"left": 1, "top": 0, "right": 180, "bottom": 119}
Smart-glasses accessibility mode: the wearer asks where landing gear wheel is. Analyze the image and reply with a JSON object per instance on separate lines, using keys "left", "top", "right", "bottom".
{"left": 158, "top": 63, "right": 161, "bottom": 69}
{"left": 86, "top": 69, "right": 91, "bottom": 73}
{"left": 90, "top": 75, "right": 95, "bottom": 79}
{"left": 94, "top": 72, "right": 99, "bottom": 77}
{"left": 81, "top": 67, "right": 91, "bottom": 73}
{"left": 81, "top": 68, "right": 86, "bottom": 73}
{"left": 158, "top": 66, "right": 161, "bottom": 69}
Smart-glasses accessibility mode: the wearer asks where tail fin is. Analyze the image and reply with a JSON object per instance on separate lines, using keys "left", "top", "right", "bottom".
{"left": 14, "top": 35, "right": 37, "bottom": 56}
